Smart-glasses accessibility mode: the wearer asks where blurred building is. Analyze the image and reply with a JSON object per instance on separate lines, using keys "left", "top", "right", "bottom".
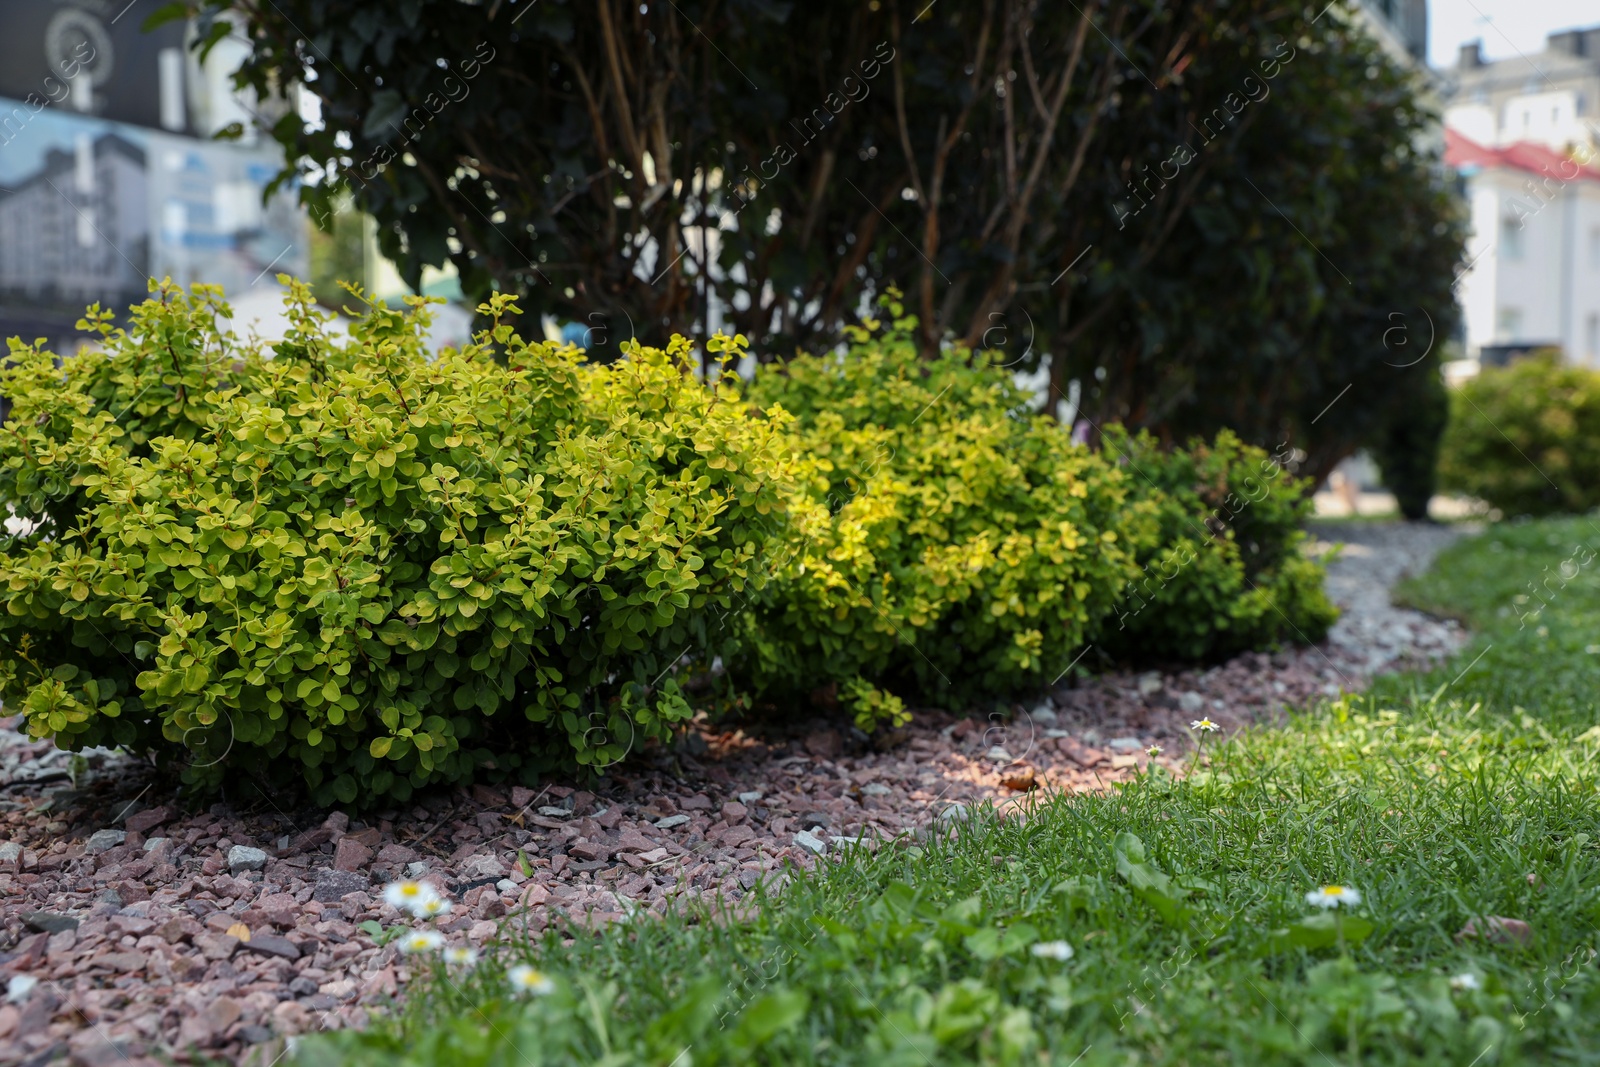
{"left": 1442, "top": 26, "right": 1600, "bottom": 365}
{"left": 1445, "top": 28, "right": 1600, "bottom": 155}
{"left": 1356, "top": 0, "right": 1428, "bottom": 66}
{"left": 0, "top": 0, "right": 306, "bottom": 352}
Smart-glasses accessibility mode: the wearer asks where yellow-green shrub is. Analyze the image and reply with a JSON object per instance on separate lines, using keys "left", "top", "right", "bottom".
{"left": 736, "top": 314, "right": 1139, "bottom": 722}
{"left": 737, "top": 310, "right": 1334, "bottom": 723}
{"left": 0, "top": 280, "right": 793, "bottom": 804}
{"left": 1096, "top": 427, "right": 1336, "bottom": 661}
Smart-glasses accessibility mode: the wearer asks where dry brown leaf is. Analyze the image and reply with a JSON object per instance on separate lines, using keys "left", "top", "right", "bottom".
{"left": 1000, "top": 770, "right": 1037, "bottom": 792}
{"left": 226, "top": 923, "right": 251, "bottom": 942}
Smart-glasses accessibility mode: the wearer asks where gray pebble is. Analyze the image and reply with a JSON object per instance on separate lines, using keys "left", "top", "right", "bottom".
{"left": 653, "top": 814, "right": 691, "bottom": 830}
{"left": 86, "top": 829, "right": 127, "bottom": 854}
{"left": 793, "top": 830, "right": 827, "bottom": 855}
{"left": 227, "top": 845, "right": 269, "bottom": 873}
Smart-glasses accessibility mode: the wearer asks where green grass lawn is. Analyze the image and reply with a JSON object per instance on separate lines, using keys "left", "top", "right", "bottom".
{"left": 292, "top": 519, "right": 1600, "bottom": 1066}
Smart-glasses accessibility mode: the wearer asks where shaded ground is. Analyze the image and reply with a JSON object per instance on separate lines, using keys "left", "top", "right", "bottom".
{"left": 0, "top": 522, "right": 1465, "bottom": 1065}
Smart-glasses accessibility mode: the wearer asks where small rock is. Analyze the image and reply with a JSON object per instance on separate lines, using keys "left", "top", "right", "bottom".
{"left": 468, "top": 920, "right": 499, "bottom": 941}
{"left": 123, "top": 805, "right": 171, "bottom": 835}
{"left": 1030, "top": 702, "right": 1059, "bottom": 724}
{"left": 615, "top": 829, "right": 655, "bottom": 852}
{"left": 537, "top": 806, "right": 573, "bottom": 819}
{"left": 288, "top": 977, "right": 318, "bottom": 997}
{"left": 793, "top": 830, "right": 827, "bottom": 855}
{"left": 201, "top": 996, "right": 242, "bottom": 1039}
{"left": 934, "top": 803, "right": 971, "bottom": 828}
{"left": 861, "top": 783, "right": 892, "bottom": 796}
{"left": 94, "top": 951, "right": 148, "bottom": 973}
{"left": 405, "top": 860, "right": 431, "bottom": 879}
{"left": 654, "top": 814, "right": 691, "bottom": 830}
{"left": 985, "top": 746, "right": 1014, "bottom": 762}
{"left": 458, "top": 854, "right": 507, "bottom": 882}
{"left": 1137, "top": 672, "right": 1164, "bottom": 696}
{"left": 1177, "top": 691, "right": 1206, "bottom": 714}
{"left": 6, "top": 976, "right": 38, "bottom": 1004}
{"left": 568, "top": 841, "right": 612, "bottom": 862}
{"left": 376, "top": 843, "right": 419, "bottom": 865}
{"left": 240, "top": 934, "right": 301, "bottom": 960}
{"left": 721, "top": 802, "right": 748, "bottom": 824}
{"left": 334, "top": 836, "right": 374, "bottom": 872}
{"left": 803, "top": 730, "right": 842, "bottom": 759}
{"left": 0, "top": 842, "right": 21, "bottom": 865}
{"left": 228, "top": 845, "right": 269, "bottom": 873}
{"left": 799, "top": 811, "right": 830, "bottom": 829}
{"left": 1456, "top": 916, "right": 1534, "bottom": 946}
{"left": 510, "top": 786, "right": 537, "bottom": 809}
{"left": 496, "top": 878, "right": 518, "bottom": 893}
{"left": 471, "top": 784, "right": 508, "bottom": 808}
{"left": 312, "top": 868, "right": 369, "bottom": 903}
{"left": 143, "top": 837, "right": 170, "bottom": 853}
{"left": 23, "top": 912, "right": 79, "bottom": 935}
{"left": 737, "top": 791, "right": 763, "bottom": 804}
{"left": 86, "top": 829, "right": 127, "bottom": 854}
{"left": 1107, "top": 737, "right": 1145, "bottom": 752}
{"left": 194, "top": 932, "right": 240, "bottom": 961}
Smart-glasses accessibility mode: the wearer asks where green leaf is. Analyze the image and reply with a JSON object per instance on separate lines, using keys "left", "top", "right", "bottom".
{"left": 1261, "top": 912, "right": 1375, "bottom": 955}
{"left": 731, "top": 989, "right": 809, "bottom": 1048}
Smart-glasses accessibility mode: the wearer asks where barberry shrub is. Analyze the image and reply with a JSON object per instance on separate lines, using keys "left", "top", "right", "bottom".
{"left": 1094, "top": 426, "right": 1337, "bottom": 662}
{"left": 738, "top": 306, "right": 1335, "bottom": 723}
{"left": 0, "top": 280, "right": 794, "bottom": 804}
{"left": 737, "top": 311, "right": 1141, "bottom": 722}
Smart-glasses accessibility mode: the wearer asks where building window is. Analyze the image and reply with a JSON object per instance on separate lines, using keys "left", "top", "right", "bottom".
{"left": 1589, "top": 314, "right": 1600, "bottom": 361}
{"left": 1497, "top": 307, "right": 1523, "bottom": 340}
{"left": 1501, "top": 216, "right": 1526, "bottom": 261}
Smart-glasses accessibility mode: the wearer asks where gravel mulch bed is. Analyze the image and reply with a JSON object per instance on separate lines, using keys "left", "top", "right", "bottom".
{"left": 0, "top": 521, "right": 1467, "bottom": 1066}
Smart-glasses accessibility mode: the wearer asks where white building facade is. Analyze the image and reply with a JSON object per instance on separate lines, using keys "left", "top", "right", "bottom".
{"left": 1446, "top": 131, "right": 1600, "bottom": 364}
{"left": 1443, "top": 26, "right": 1600, "bottom": 365}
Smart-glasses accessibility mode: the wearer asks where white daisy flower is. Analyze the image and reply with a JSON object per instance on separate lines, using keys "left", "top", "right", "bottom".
{"left": 1305, "top": 885, "right": 1362, "bottom": 909}
{"left": 1146, "top": 745, "right": 1163, "bottom": 757}
{"left": 507, "top": 964, "right": 555, "bottom": 996}
{"left": 1030, "top": 940, "right": 1075, "bottom": 961}
{"left": 383, "top": 881, "right": 441, "bottom": 914}
{"left": 1190, "top": 718, "right": 1220, "bottom": 733}
{"left": 397, "top": 929, "right": 446, "bottom": 954}
{"left": 443, "top": 946, "right": 479, "bottom": 967}
{"left": 414, "top": 896, "right": 453, "bottom": 919}
{"left": 1450, "top": 972, "right": 1481, "bottom": 992}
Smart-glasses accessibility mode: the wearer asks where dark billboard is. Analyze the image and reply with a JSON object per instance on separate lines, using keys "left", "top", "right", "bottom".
{"left": 0, "top": 0, "right": 192, "bottom": 134}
